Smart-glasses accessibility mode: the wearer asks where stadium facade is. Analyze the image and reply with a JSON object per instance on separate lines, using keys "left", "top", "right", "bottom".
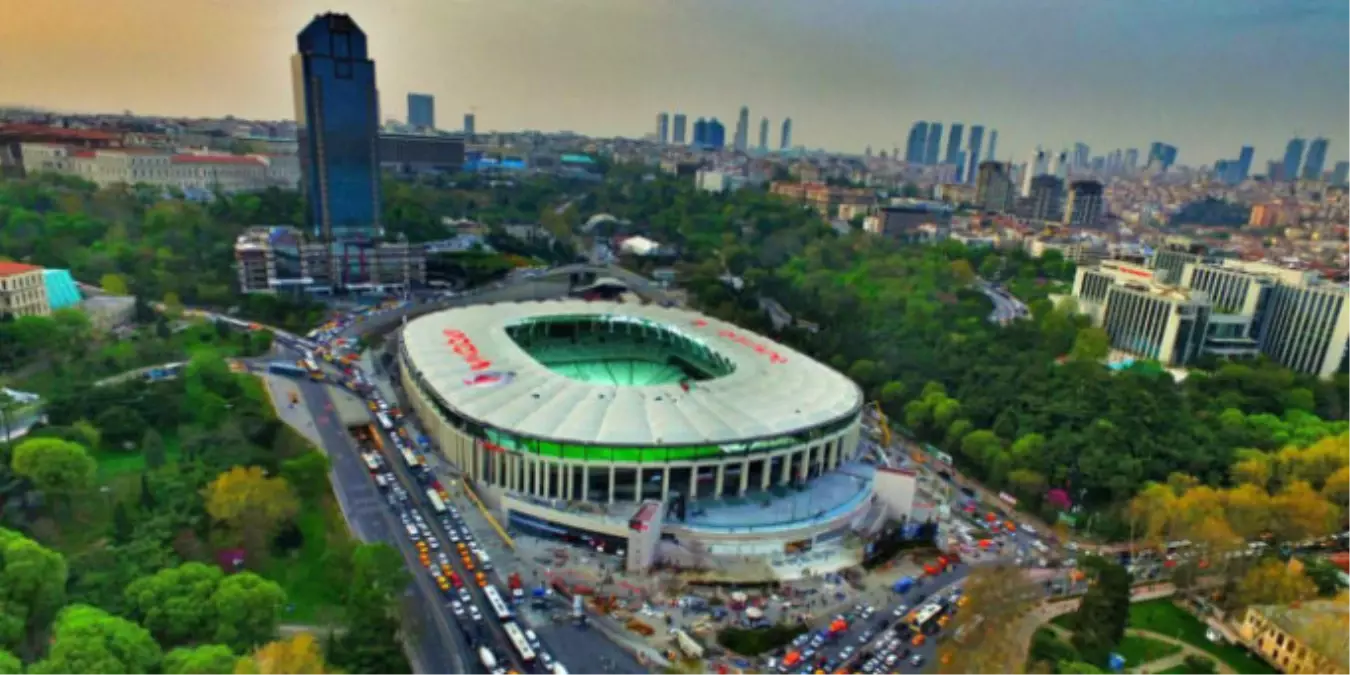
{"left": 399, "top": 299, "right": 877, "bottom": 579}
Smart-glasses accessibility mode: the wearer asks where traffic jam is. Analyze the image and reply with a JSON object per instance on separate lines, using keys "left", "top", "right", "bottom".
{"left": 304, "top": 302, "right": 568, "bottom": 675}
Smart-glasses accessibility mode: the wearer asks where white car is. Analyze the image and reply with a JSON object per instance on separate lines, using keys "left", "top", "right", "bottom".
{"left": 469, "top": 606, "right": 483, "bottom": 622}
{"left": 450, "top": 601, "right": 465, "bottom": 616}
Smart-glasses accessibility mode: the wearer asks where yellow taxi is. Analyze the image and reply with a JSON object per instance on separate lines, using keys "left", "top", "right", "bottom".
{"left": 475, "top": 572, "right": 487, "bottom": 587}
{"left": 441, "top": 563, "right": 454, "bottom": 577}
{"left": 418, "top": 553, "right": 431, "bottom": 568}
{"left": 436, "top": 575, "right": 450, "bottom": 592}
{"left": 911, "top": 634, "right": 926, "bottom": 647}
{"left": 463, "top": 558, "right": 475, "bottom": 571}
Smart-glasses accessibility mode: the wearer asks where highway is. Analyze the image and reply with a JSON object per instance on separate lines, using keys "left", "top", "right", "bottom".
{"left": 975, "top": 279, "right": 1028, "bottom": 325}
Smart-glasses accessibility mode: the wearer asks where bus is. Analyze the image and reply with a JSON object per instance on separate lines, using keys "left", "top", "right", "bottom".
{"left": 301, "top": 357, "right": 323, "bottom": 381}
{"left": 268, "top": 362, "right": 307, "bottom": 378}
{"left": 375, "top": 411, "right": 394, "bottom": 432}
{"left": 502, "top": 621, "right": 537, "bottom": 662}
{"left": 426, "top": 489, "right": 447, "bottom": 514}
{"left": 907, "top": 603, "right": 945, "bottom": 633}
{"left": 400, "top": 446, "right": 420, "bottom": 470}
{"left": 483, "top": 585, "right": 513, "bottom": 621}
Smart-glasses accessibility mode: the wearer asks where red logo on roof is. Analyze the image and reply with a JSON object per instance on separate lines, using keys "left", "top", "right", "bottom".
{"left": 443, "top": 329, "right": 492, "bottom": 371}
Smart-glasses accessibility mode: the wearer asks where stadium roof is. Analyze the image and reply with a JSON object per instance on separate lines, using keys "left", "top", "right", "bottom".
{"left": 402, "top": 300, "right": 861, "bottom": 446}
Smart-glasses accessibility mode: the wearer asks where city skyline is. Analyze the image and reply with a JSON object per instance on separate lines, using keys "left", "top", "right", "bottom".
{"left": 1, "top": 0, "right": 1346, "bottom": 165}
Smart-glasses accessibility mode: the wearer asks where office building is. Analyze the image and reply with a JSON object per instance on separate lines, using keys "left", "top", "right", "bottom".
{"left": 708, "top": 118, "right": 726, "bottom": 150}
{"left": 1282, "top": 138, "right": 1305, "bottom": 182}
{"left": 1151, "top": 246, "right": 1206, "bottom": 285}
{"left": 1238, "top": 598, "right": 1348, "bottom": 675}
{"left": 1021, "top": 149, "right": 1048, "bottom": 197}
{"left": 1027, "top": 175, "right": 1065, "bottom": 221}
{"left": 1147, "top": 142, "right": 1177, "bottom": 172}
{"left": 974, "top": 161, "right": 1015, "bottom": 213}
{"left": 758, "top": 117, "right": 769, "bottom": 151}
{"left": 655, "top": 112, "right": 669, "bottom": 144}
{"left": 692, "top": 118, "right": 709, "bottom": 147}
{"left": 1301, "top": 137, "right": 1328, "bottom": 181}
{"left": 293, "top": 13, "right": 382, "bottom": 243}
{"left": 1050, "top": 150, "right": 1069, "bottom": 179}
{"left": 672, "top": 114, "right": 687, "bottom": 145}
{"left": 1235, "top": 145, "right": 1254, "bottom": 183}
{"left": 966, "top": 126, "right": 985, "bottom": 183}
{"left": 985, "top": 130, "right": 998, "bottom": 162}
{"left": 1258, "top": 271, "right": 1348, "bottom": 378}
{"left": 0, "top": 262, "right": 51, "bottom": 319}
{"left": 1124, "top": 148, "right": 1139, "bottom": 173}
{"left": 463, "top": 113, "right": 476, "bottom": 136}
{"left": 923, "top": 122, "right": 942, "bottom": 165}
{"left": 1177, "top": 260, "right": 1276, "bottom": 360}
{"left": 407, "top": 93, "right": 435, "bottom": 129}
{"left": 378, "top": 133, "right": 465, "bottom": 175}
{"left": 234, "top": 225, "right": 425, "bottom": 295}
{"left": 905, "top": 122, "right": 929, "bottom": 164}
{"left": 872, "top": 204, "right": 952, "bottom": 242}
{"left": 945, "top": 123, "right": 964, "bottom": 166}
{"left": 1332, "top": 161, "right": 1349, "bottom": 186}
{"left": 780, "top": 118, "right": 792, "bottom": 151}
{"left": 734, "top": 106, "right": 749, "bottom": 152}
{"left": 1063, "top": 180, "right": 1104, "bottom": 227}
{"left": 1072, "top": 261, "right": 1210, "bottom": 367}
{"left": 1073, "top": 142, "right": 1090, "bottom": 171}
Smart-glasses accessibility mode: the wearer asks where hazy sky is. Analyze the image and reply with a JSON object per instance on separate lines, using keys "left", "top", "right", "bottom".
{"left": 2, "top": 0, "right": 1346, "bottom": 166}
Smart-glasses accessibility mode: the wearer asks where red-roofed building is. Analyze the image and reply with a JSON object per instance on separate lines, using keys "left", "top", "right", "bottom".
{"left": 16, "top": 143, "right": 299, "bottom": 193}
{"left": 0, "top": 262, "right": 51, "bottom": 318}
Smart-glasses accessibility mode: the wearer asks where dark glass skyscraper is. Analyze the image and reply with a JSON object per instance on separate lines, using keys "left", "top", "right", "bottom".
{"left": 924, "top": 122, "right": 943, "bottom": 165}
{"left": 672, "top": 114, "right": 687, "bottom": 144}
{"left": 407, "top": 93, "right": 434, "bottom": 129}
{"left": 709, "top": 118, "right": 726, "bottom": 150}
{"left": 1236, "top": 145, "right": 1254, "bottom": 183}
{"left": 780, "top": 118, "right": 792, "bottom": 150}
{"left": 292, "top": 13, "right": 382, "bottom": 242}
{"left": 945, "top": 123, "right": 964, "bottom": 165}
{"left": 905, "top": 122, "right": 929, "bottom": 164}
{"left": 1302, "top": 138, "right": 1328, "bottom": 181}
{"left": 965, "top": 126, "right": 985, "bottom": 183}
{"left": 1282, "top": 138, "right": 1305, "bottom": 182}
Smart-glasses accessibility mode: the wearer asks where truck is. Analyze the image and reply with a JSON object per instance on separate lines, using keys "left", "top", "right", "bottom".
{"left": 572, "top": 594, "right": 586, "bottom": 626}
{"left": 508, "top": 572, "right": 524, "bottom": 602}
{"left": 892, "top": 576, "right": 915, "bottom": 594}
{"left": 478, "top": 647, "right": 497, "bottom": 671}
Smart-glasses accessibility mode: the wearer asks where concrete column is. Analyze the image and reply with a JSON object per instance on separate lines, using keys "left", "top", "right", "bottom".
{"left": 714, "top": 464, "right": 725, "bottom": 498}
{"left": 739, "top": 460, "right": 750, "bottom": 496}
{"left": 608, "top": 465, "right": 616, "bottom": 504}
{"left": 635, "top": 467, "right": 643, "bottom": 501}
{"left": 662, "top": 467, "right": 671, "bottom": 502}
{"left": 761, "top": 457, "right": 773, "bottom": 490}
{"left": 542, "top": 459, "right": 552, "bottom": 499}
{"left": 534, "top": 456, "right": 544, "bottom": 497}
{"left": 827, "top": 439, "right": 839, "bottom": 471}
{"left": 493, "top": 451, "right": 503, "bottom": 487}
{"left": 780, "top": 451, "right": 794, "bottom": 485}
{"left": 689, "top": 466, "right": 699, "bottom": 500}
{"left": 800, "top": 447, "right": 812, "bottom": 480}
{"left": 582, "top": 465, "right": 590, "bottom": 502}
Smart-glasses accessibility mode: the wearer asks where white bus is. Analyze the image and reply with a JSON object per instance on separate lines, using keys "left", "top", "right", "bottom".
{"left": 483, "top": 585, "right": 512, "bottom": 621}
{"left": 907, "top": 603, "right": 945, "bottom": 633}
{"left": 361, "top": 453, "right": 382, "bottom": 472}
{"left": 426, "top": 489, "right": 447, "bottom": 514}
{"left": 375, "top": 411, "right": 394, "bottom": 431}
{"left": 400, "top": 446, "right": 420, "bottom": 469}
{"left": 502, "top": 621, "right": 537, "bottom": 662}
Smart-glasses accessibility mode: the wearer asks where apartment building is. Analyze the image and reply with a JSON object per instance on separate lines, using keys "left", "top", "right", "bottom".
{"left": 234, "top": 225, "right": 426, "bottom": 294}
{"left": 769, "top": 181, "right": 876, "bottom": 217}
{"left": 0, "top": 262, "right": 52, "bottom": 318}
{"left": 1238, "top": 600, "right": 1347, "bottom": 674}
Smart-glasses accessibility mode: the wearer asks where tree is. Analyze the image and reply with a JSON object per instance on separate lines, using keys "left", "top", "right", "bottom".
{"left": 99, "top": 273, "right": 130, "bottom": 296}
{"left": 0, "top": 528, "right": 69, "bottom": 651}
{"left": 279, "top": 452, "right": 330, "bottom": 501}
{"left": 124, "top": 562, "right": 225, "bottom": 646}
{"left": 211, "top": 572, "right": 286, "bottom": 652}
{"left": 950, "top": 259, "right": 976, "bottom": 284}
{"left": 9, "top": 437, "right": 96, "bottom": 500}
{"left": 236, "top": 634, "right": 329, "bottom": 674}
{"left": 1069, "top": 327, "right": 1110, "bottom": 362}
{"left": 1067, "top": 556, "right": 1131, "bottom": 666}
{"left": 936, "top": 564, "right": 1038, "bottom": 674}
{"left": 1234, "top": 559, "right": 1318, "bottom": 607}
{"left": 164, "top": 644, "right": 238, "bottom": 675}
{"left": 0, "top": 650, "right": 20, "bottom": 674}
{"left": 329, "top": 543, "right": 412, "bottom": 674}
{"left": 29, "top": 605, "right": 162, "bottom": 675}
{"left": 959, "top": 429, "right": 1003, "bottom": 465}
{"left": 1269, "top": 480, "right": 1337, "bottom": 543}
{"left": 878, "top": 380, "right": 906, "bottom": 405}
{"left": 1057, "top": 662, "right": 1106, "bottom": 674}
{"left": 141, "top": 428, "right": 167, "bottom": 470}
{"left": 1181, "top": 655, "right": 1217, "bottom": 675}
{"left": 203, "top": 467, "right": 300, "bottom": 553}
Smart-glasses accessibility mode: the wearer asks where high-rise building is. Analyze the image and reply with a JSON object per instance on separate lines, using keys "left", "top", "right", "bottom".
{"left": 1027, "top": 175, "right": 1065, "bottom": 221}
{"left": 407, "top": 93, "right": 435, "bottom": 129}
{"left": 463, "top": 113, "right": 476, "bottom": 136}
{"left": 945, "top": 123, "right": 964, "bottom": 166}
{"left": 985, "top": 130, "right": 998, "bottom": 162}
{"left": 1051, "top": 150, "right": 1069, "bottom": 179}
{"left": 905, "top": 122, "right": 929, "bottom": 164}
{"left": 709, "top": 118, "right": 726, "bottom": 150}
{"left": 1331, "top": 161, "right": 1350, "bottom": 186}
{"left": 734, "top": 106, "right": 749, "bottom": 152}
{"left": 758, "top": 117, "right": 769, "bottom": 151}
{"left": 1063, "top": 180, "right": 1104, "bottom": 227}
{"left": 1301, "top": 137, "right": 1328, "bottom": 181}
{"left": 672, "top": 114, "right": 687, "bottom": 145}
{"left": 1282, "top": 138, "right": 1306, "bottom": 182}
{"left": 1124, "top": 148, "right": 1139, "bottom": 172}
{"left": 974, "top": 161, "right": 1014, "bottom": 213}
{"left": 692, "top": 118, "right": 709, "bottom": 147}
{"left": 1020, "top": 149, "right": 1048, "bottom": 197}
{"left": 1234, "top": 146, "right": 1254, "bottom": 183}
{"left": 780, "top": 118, "right": 792, "bottom": 150}
{"left": 1147, "top": 142, "right": 1177, "bottom": 172}
{"left": 656, "top": 112, "right": 670, "bottom": 144}
{"left": 923, "top": 122, "right": 943, "bottom": 165}
{"left": 1073, "top": 142, "right": 1090, "bottom": 171}
{"left": 965, "top": 125, "right": 985, "bottom": 184}
{"left": 292, "top": 13, "right": 382, "bottom": 243}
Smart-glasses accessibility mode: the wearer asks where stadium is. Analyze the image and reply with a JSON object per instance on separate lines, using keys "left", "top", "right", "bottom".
{"left": 398, "top": 298, "right": 881, "bottom": 579}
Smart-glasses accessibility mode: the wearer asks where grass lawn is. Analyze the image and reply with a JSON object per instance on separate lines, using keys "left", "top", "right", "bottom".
{"left": 91, "top": 433, "right": 183, "bottom": 479}
{"left": 1128, "top": 600, "right": 1272, "bottom": 674}
{"left": 261, "top": 491, "right": 352, "bottom": 625}
{"left": 1116, "top": 634, "right": 1183, "bottom": 666}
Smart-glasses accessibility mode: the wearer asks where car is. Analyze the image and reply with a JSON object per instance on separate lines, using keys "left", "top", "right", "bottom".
{"left": 450, "top": 601, "right": 465, "bottom": 616}
{"left": 469, "top": 606, "right": 483, "bottom": 622}
{"left": 883, "top": 654, "right": 898, "bottom": 667}
{"left": 538, "top": 652, "right": 554, "bottom": 669}
{"left": 909, "top": 654, "right": 926, "bottom": 667}
{"left": 801, "top": 649, "right": 816, "bottom": 662}
{"left": 1021, "top": 523, "right": 1037, "bottom": 535}
{"left": 458, "top": 588, "right": 472, "bottom": 602}
{"left": 857, "top": 630, "right": 874, "bottom": 644}
{"left": 525, "top": 628, "right": 540, "bottom": 648}
{"left": 892, "top": 604, "right": 909, "bottom": 617}
{"left": 791, "top": 635, "right": 810, "bottom": 648}
{"left": 838, "top": 646, "right": 855, "bottom": 661}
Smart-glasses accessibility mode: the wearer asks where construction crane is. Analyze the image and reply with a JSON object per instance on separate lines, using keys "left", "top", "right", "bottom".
{"left": 869, "top": 400, "right": 892, "bottom": 447}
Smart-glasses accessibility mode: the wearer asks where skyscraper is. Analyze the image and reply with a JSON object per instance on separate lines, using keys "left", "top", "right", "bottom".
{"left": 905, "top": 122, "right": 929, "bottom": 164}
{"left": 780, "top": 118, "right": 792, "bottom": 151}
{"left": 758, "top": 117, "right": 769, "bottom": 151}
{"left": 923, "top": 122, "right": 943, "bottom": 165}
{"left": 1028, "top": 175, "right": 1065, "bottom": 221}
{"left": 692, "top": 118, "right": 709, "bottom": 147}
{"left": 1146, "top": 142, "right": 1177, "bottom": 172}
{"left": 1282, "top": 138, "right": 1306, "bottom": 182}
{"left": 734, "top": 106, "right": 749, "bottom": 152}
{"left": 656, "top": 112, "right": 670, "bottom": 144}
{"left": 965, "top": 126, "right": 985, "bottom": 184}
{"left": 1052, "top": 150, "right": 1069, "bottom": 179}
{"left": 292, "top": 13, "right": 381, "bottom": 243}
{"left": 1331, "top": 161, "right": 1350, "bottom": 186}
{"left": 1063, "top": 180, "right": 1104, "bottom": 227}
{"left": 1236, "top": 146, "right": 1255, "bottom": 183}
{"left": 463, "top": 113, "right": 476, "bottom": 135}
{"left": 1302, "top": 138, "right": 1329, "bottom": 181}
{"left": 1124, "top": 148, "right": 1139, "bottom": 173}
{"left": 986, "top": 130, "right": 998, "bottom": 162}
{"left": 945, "top": 123, "right": 964, "bottom": 166}
{"left": 974, "top": 161, "right": 1014, "bottom": 213}
{"left": 407, "top": 93, "right": 435, "bottom": 129}
{"left": 672, "top": 114, "right": 687, "bottom": 144}
{"left": 1021, "top": 148, "right": 1048, "bottom": 197}
{"left": 709, "top": 118, "right": 726, "bottom": 150}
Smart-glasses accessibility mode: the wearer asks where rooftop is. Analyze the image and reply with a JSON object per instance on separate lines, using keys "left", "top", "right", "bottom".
{"left": 401, "top": 299, "right": 861, "bottom": 447}
{"left": 0, "top": 262, "right": 41, "bottom": 277}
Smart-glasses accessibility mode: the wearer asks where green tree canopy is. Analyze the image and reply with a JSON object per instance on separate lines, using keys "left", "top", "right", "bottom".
{"left": 30, "top": 605, "right": 161, "bottom": 675}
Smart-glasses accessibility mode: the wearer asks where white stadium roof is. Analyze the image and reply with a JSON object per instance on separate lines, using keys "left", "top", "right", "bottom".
{"left": 401, "top": 299, "right": 862, "bottom": 446}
